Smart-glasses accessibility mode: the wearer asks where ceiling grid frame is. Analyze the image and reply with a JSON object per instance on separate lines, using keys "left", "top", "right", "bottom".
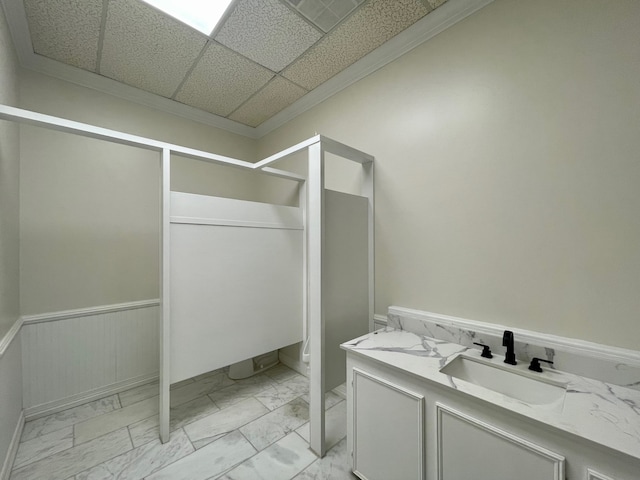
{"left": 100, "top": 0, "right": 208, "bottom": 98}
{"left": 175, "top": 41, "right": 276, "bottom": 117}
{"left": 1, "top": 0, "right": 496, "bottom": 137}
{"left": 214, "top": 0, "right": 323, "bottom": 73}
{"left": 94, "top": 0, "right": 108, "bottom": 75}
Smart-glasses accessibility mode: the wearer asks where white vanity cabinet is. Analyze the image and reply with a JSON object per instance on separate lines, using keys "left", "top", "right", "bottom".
{"left": 436, "top": 403, "right": 564, "bottom": 480}
{"left": 352, "top": 368, "right": 425, "bottom": 480}
{"left": 346, "top": 352, "right": 639, "bottom": 480}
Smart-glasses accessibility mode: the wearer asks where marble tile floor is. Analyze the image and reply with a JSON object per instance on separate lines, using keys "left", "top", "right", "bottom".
{"left": 10, "top": 363, "right": 357, "bottom": 480}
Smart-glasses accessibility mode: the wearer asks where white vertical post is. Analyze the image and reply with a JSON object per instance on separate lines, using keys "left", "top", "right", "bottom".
{"left": 159, "top": 148, "right": 171, "bottom": 443}
{"left": 308, "top": 141, "right": 326, "bottom": 457}
{"left": 299, "top": 181, "right": 308, "bottom": 342}
{"left": 362, "top": 160, "right": 375, "bottom": 331}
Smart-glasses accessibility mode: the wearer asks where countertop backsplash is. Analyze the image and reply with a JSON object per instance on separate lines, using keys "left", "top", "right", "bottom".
{"left": 386, "top": 306, "right": 640, "bottom": 391}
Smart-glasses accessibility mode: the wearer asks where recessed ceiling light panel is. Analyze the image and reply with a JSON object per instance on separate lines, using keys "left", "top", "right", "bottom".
{"left": 141, "top": 0, "right": 233, "bottom": 35}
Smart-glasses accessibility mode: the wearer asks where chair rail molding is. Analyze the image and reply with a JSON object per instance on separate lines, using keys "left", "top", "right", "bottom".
{"left": 0, "top": 318, "right": 22, "bottom": 359}
{"left": 20, "top": 299, "right": 160, "bottom": 325}
{"left": 20, "top": 299, "right": 160, "bottom": 419}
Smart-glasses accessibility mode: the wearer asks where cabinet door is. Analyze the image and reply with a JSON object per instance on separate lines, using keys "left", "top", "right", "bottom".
{"left": 587, "top": 469, "right": 616, "bottom": 480}
{"left": 436, "top": 403, "right": 564, "bottom": 480}
{"left": 353, "top": 368, "right": 425, "bottom": 480}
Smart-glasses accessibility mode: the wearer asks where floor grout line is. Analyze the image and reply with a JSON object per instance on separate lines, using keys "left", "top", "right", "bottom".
{"left": 12, "top": 366, "right": 354, "bottom": 480}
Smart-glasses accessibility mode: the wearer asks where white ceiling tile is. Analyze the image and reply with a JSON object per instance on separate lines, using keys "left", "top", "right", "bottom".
{"left": 175, "top": 43, "right": 274, "bottom": 117}
{"left": 286, "top": 0, "right": 361, "bottom": 33}
{"left": 297, "top": 0, "right": 324, "bottom": 19}
{"left": 24, "top": 0, "right": 102, "bottom": 71}
{"left": 328, "top": 0, "right": 360, "bottom": 19}
{"left": 214, "top": 0, "right": 322, "bottom": 72}
{"left": 282, "top": 0, "right": 431, "bottom": 90}
{"left": 229, "top": 77, "right": 308, "bottom": 127}
{"left": 100, "top": 0, "right": 207, "bottom": 98}
{"left": 314, "top": 8, "right": 340, "bottom": 32}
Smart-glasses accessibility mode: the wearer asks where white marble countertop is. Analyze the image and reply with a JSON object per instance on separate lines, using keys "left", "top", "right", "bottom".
{"left": 341, "top": 328, "right": 640, "bottom": 461}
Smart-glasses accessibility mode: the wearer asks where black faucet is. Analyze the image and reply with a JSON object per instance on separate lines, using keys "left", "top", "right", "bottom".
{"left": 502, "top": 330, "right": 517, "bottom": 365}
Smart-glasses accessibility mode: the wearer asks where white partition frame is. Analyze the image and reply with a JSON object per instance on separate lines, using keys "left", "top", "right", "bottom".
{"left": 0, "top": 105, "right": 374, "bottom": 455}
{"left": 309, "top": 140, "right": 374, "bottom": 456}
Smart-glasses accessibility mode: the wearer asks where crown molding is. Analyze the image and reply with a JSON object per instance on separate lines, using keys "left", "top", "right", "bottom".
{"left": 1, "top": 0, "right": 494, "bottom": 140}
{"left": 255, "top": 0, "right": 495, "bottom": 137}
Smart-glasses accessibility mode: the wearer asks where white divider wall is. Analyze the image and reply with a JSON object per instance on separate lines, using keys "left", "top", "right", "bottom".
{"left": 169, "top": 192, "right": 304, "bottom": 382}
{"left": 324, "top": 190, "right": 370, "bottom": 392}
{"left": 307, "top": 139, "right": 374, "bottom": 457}
{"left": 0, "top": 106, "right": 375, "bottom": 456}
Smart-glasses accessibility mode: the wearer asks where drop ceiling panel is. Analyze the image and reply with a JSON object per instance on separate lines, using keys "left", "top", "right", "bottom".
{"left": 215, "top": 0, "right": 323, "bottom": 72}
{"left": 24, "top": 0, "right": 102, "bottom": 71}
{"left": 175, "top": 43, "right": 274, "bottom": 117}
{"left": 282, "top": 0, "right": 433, "bottom": 90}
{"left": 284, "top": 0, "right": 365, "bottom": 33}
{"left": 100, "top": 0, "right": 207, "bottom": 98}
{"left": 13, "top": 0, "right": 467, "bottom": 131}
{"left": 229, "top": 76, "right": 308, "bottom": 127}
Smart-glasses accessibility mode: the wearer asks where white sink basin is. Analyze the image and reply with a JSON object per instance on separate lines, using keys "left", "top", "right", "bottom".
{"left": 440, "top": 354, "right": 567, "bottom": 405}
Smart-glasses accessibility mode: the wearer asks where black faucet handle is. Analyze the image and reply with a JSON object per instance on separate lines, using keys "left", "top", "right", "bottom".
{"left": 528, "top": 357, "right": 554, "bottom": 372}
{"left": 473, "top": 342, "right": 493, "bottom": 359}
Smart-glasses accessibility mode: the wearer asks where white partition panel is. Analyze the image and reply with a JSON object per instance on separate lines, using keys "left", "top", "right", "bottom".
{"left": 169, "top": 192, "right": 304, "bottom": 383}
{"left": 325, "top": 190, "right": 370, "bottom": 391}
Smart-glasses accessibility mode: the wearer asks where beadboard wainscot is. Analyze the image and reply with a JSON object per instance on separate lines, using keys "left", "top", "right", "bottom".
{"left": 21, "top": 300, "right": 159, "bottom": 419}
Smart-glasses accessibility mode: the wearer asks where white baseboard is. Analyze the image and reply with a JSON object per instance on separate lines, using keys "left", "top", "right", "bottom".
{"left": 21, "top": 300, "right": 159, "bottom": 411}
{"left": 0, "top": 410, "right": 24, "bottom": 480}
{"left": 24, "top": 373, "right": 158, "bottom": 421}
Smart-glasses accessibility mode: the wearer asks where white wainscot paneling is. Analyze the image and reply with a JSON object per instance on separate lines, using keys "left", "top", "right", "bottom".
{"left": 436, "top": 403, "right": 564, "bottom": 480}
{"left": 21, "top": 302, "right": 159, "bottom": 418}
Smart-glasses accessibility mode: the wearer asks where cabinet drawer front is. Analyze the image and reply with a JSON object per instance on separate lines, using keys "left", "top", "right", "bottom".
{"left": 436, "top": 403, "right": 565, "bottom": 480}
{"left": 353, "top": 368, "right": 425, "bottom": 480}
